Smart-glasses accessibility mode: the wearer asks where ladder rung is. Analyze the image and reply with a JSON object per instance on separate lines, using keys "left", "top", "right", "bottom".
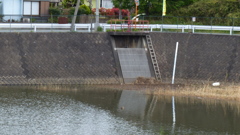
{"left": 146, "top": 35, "right": 162, "bottom": 81}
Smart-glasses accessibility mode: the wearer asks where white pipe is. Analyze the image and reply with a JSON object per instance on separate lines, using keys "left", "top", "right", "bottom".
{"left": 172, "top": 96, "right": 176, "bottom": 123}
{"left": 172, "top": 42, "right": 179, "bottom": 84}
{"left": 172, "top": 96, "right": 176, "bottom": 134}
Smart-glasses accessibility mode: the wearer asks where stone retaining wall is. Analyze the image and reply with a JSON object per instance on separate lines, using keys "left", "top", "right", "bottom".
{"left": 0, "top": 32, "right": 239, "bottom": 85}
{"left": 150, "top": 32, "right": 240, "bottom": 83}
{"left": 0, "top": 33, "right": 119, "bottom": 85}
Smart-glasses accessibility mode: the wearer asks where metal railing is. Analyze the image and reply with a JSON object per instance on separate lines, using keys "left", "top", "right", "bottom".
{"left": 0, "top": 15, "right": 240, "bottom": 35}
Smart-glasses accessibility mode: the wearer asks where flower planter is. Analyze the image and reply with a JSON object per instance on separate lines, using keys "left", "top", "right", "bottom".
{"left": 58, "top": 17, "right": 68, "bottom": 24}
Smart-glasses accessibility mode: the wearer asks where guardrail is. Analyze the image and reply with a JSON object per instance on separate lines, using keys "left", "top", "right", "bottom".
{"left": 0, "top": 23, "right": 92, "bottom": 32}
{"left": 0, "top": 23, "right": 240, "bottom": 35}
{"left": 102, "top": 24, "right": 240, "bottom": 35}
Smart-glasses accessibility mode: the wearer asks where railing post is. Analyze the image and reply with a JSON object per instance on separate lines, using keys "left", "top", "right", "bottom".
{"left": 161, "top": 16, "right": 164, "bottom": 32}
{"left": 210, "top": 17, "right": 213, "bottom": 34}
{"left": 91, "top": 15, "right": 93, "bottom": 33}
{"left": 34, "top": 26, "right": 36, "bottom": 32}
{"left": 232, "top": 18, "right": 235, "bottom": 35}
{"left": 88, "top": 25, "right": 90, "bottom": 32}
{"left": 31, "top": 14, "right": 32, "bottom": 32}
{"left": 103, "top": 26, "right": 106, "bottom": 32}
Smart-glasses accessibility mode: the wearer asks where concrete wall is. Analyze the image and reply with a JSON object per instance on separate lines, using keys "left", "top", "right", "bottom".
{"left": 0, "top": 33, "right": 119, "bottom": 85}
{"left": 0, "top": 32, "right": 240, "bottom": 85}
{"left": 150, "top": 32, "right": 240, "bottom": 82}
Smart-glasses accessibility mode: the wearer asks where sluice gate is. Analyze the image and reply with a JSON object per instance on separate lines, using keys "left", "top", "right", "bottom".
{"left": 109, "top": 32, "right": 159, "bottom": 83}
{"left": 117, "top": 48, "right": 152, "bottom": 83}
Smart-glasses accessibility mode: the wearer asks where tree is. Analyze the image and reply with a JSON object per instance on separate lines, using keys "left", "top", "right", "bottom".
{"left": 112, "top": 0, "right": 199, "bottom": 16}
{"left": 138, "top": 0, "right": 162, "bottom": 15}
{"left": 112, "top": 0, "right": 134, "bottom": 19}
{"left": 62, "top": 0, "right": 84, "bottom": 8}
{"left": 87, "top": 0, "right": 93, "bottom": 10}
{"left": 112, "top": 0, "right": 135, "bottom": 11}
{"left": 71, "top": 0, "right": 81, "bottom": 31}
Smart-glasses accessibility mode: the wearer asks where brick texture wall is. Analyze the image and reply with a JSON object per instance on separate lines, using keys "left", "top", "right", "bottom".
{"left": 150, "top": 32, "right": 240, "bottom": 83}
{"left": 0, "top": 33, "right": 119, "bottom": 85}
{"left": 0, "top": 32, "right": 240, "bottom": 85}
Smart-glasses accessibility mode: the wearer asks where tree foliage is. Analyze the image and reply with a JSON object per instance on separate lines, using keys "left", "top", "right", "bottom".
{"left": 175, "top": 0, "right": 240, "bottom": 17}
{"left": 62, "top": 0, "right": 84, "bottom": 8}
{"left": 49, "top": 7, "right": 61, "bottom": 15}
{"left": 69, "top": 5, "right": 91, "bottom": 15}
{"left": 112, "top": 0, "right": 199, "bottom": 15}
{"left": 112, "top": 0, "right": 135, "bottom": 10}
{"left": 69, "top": 4, "right": 91, "bottom": 15}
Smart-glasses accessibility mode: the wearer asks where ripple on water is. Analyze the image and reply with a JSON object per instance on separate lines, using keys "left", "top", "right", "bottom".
{"left": 0, "top": 90, "right": 154, "bottom": 135}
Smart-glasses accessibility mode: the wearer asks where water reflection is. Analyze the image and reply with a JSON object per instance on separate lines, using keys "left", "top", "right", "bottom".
{"left": 117, "top": 90, "right": 149, "bottom": 119}
{"left": 43, "top": 86, "right": 240, "bottom": 134}
{"left": 0, "top": 86, "right": 153, "bottom": 135}
{"left": 0, "top": 86, "right": 240, "bottom": 135}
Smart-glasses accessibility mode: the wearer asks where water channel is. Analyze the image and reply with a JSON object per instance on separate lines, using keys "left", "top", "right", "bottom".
{"left": 0, "top": 85, "right": 239, "bottom": 135}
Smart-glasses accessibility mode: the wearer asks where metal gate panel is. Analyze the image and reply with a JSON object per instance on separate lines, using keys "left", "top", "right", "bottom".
{"left": 117, "top": 48, "right": 152, "bottom": 83}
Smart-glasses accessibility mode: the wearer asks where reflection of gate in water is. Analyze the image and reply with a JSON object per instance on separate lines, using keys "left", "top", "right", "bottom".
{"left": 117, "top": 90, "right": 158, "bottom": 119}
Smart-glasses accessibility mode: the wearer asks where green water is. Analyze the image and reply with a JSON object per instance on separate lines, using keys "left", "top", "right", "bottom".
{"left": 0, "top": 86, "right": 239, "bottom": 135}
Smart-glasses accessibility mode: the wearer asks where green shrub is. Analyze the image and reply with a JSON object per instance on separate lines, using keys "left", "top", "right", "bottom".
{"left": 80, "top": 4, "right": 91, "bottom": 15}
{"left": 48, "top": 17, "right": 58, "bottom": 23}
{"left": 30, "top": 18, "right": 36, "bottom": 22}
{"left": 227, "top": 12, "right": 240, "bottom": 26}
{"left": 49, "top": 7, "right": 61, "bottom": 16}
{"left": 97, "top": 26, "right": 103, "bottom": 32}
{"left": 69, "top": 4, "right": 91, "bottom": 15}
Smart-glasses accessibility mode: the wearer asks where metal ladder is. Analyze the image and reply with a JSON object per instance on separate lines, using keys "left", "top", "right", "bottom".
{"left": 146, "top": 34, "right": 162, "bottom": 81}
